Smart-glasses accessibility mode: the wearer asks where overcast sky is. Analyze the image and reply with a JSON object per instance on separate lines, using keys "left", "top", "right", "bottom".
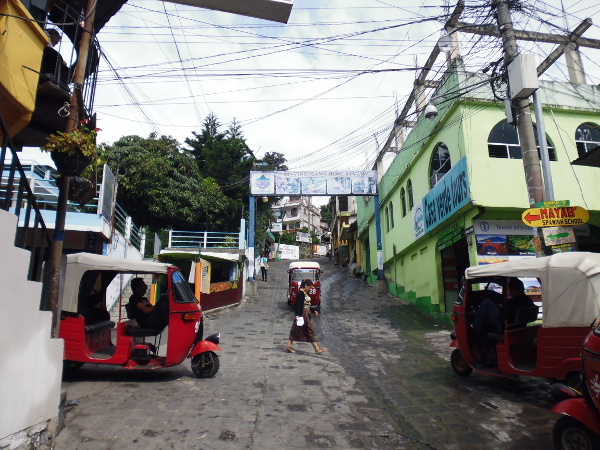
{"left": 24, "top": 0, "right": 600, "bottom": 175}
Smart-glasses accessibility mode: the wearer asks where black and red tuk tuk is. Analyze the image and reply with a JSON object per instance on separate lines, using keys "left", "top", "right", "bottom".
{"left": 59, "top": 253, "right": 220, "bottom": 377}
{"left": 450, "top": 252, "right": 600, "bottom": 389}
{"left": 287, "top": 261, "right": 322, "bottom": 312}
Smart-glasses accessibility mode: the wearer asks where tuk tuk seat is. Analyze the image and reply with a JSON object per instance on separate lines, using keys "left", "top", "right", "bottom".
{"left": 486, "top": 305, "right": 541, "bottom": 342}
{"left": 84, "top": 320, "right": 115, "bottom": 334}
{"left": 126, "top": 326, "right": 163, "bottom": 337}
{"left": 510, "top": 305, "right": 540, "bottom": 329}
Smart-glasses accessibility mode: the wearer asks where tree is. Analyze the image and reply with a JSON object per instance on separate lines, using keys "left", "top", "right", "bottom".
{"left": 104, "top": 133, "right": 229, "bottom": 232}
{"left": 185, "top": 114, "right": 256, "bottom": 229}
{"left": 320, "top": 204, "right": 332, "bottom": 225}
{"left": 262, "top": 152, "right": 288, "bottom": 171}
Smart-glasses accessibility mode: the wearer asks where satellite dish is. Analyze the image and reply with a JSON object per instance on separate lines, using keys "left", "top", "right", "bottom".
{"left": 438, "top": 34, "right": 453, "bottom": 52}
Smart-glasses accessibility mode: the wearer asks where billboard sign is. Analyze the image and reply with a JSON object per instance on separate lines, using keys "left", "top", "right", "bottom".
{"left": 250, "top": 170, "right": 377, "bottom": 196}
{"left": 296, "top": 232, "right": 311, "bottom": 243}
{"left": 413, "top": 157, "right": 469, "bottom": 239}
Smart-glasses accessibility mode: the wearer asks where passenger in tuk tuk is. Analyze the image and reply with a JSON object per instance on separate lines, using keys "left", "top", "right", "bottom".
{"left": 471, "top": 277, "right": 536, "bottom": 334}
{"left": 127, "top": 278, "right": 169, "bottom": 331}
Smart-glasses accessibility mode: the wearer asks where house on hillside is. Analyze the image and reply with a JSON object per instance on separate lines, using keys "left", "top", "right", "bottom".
{"left": 357, "top": 59, "right": 600, "bottom": 323}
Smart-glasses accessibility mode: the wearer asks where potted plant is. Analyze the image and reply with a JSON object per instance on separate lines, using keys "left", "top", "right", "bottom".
{"left": 42, "top": 127, "right": 99, "bottom": 177}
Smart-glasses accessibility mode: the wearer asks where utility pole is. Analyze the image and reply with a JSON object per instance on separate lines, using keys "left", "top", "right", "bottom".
{"left": 43, "top": 0, "right": 97, "bottom": 337}
{"left": 494, "top": 0, "right": 544, "bottom": 206}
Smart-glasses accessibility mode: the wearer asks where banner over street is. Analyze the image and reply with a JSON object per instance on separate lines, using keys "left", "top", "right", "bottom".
{"left": 250, "top": 170, "right": 378, "bottom": 196}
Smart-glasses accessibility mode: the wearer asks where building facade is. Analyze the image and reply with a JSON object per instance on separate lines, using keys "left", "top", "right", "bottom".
{"left": 357, "top": 63, "right": 600, "bottom": 322}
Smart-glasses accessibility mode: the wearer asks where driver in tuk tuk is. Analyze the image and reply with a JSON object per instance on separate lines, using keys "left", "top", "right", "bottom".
{"left": 127, "top": 278, "right": 169, "bottom": 331}
{"left": 470, "top": 277, "right": 536, "bottom": 334}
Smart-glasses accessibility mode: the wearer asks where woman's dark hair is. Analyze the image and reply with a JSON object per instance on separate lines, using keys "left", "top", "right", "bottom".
{"left": 300, "top": 279, "right": 314, "bottom": 288}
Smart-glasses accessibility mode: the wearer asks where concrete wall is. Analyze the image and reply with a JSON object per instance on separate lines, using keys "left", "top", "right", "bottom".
{"left": 0, "top": 210, "right": 64, "bottom": 444}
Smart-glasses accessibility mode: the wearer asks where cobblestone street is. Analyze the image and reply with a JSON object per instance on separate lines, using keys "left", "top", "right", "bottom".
{"left": 56, "top": 257, "right": 557, "bottom": 449}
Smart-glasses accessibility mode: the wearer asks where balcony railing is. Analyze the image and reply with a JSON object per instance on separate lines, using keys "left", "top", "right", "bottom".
{"left": 0, "top": 121, "right": 52, "bottom": 282}
{"left": 168, "top": 230, "right": 244, "bottom": 250}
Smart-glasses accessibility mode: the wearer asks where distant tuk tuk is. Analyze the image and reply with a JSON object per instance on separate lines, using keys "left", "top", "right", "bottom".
{"left": 287, "top": 261, "right": 322, "bottom": 312}
{"left": 450, "top": 252, "right": 600, "bottom": 389}
{"left": 59, "top": 253, "right": 220, "bottom": 378}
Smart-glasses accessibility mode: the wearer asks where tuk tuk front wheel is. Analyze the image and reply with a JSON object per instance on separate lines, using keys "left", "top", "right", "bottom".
{"left": 451, "top": 349, "right": 473, "bottom": 376}
{"left": 191, "top": 351, "right": 220, "bottom": 378}
{"left": 63, "top": 360, "right": 84, "bottom": 375}
{"left": 553, "top": 416, "right": 600, "bottom": 450}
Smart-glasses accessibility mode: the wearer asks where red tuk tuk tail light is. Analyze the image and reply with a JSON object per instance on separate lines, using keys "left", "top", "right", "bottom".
{"left": 182, "top": 313, "right": 198, "bottom": 321}
{"left": 451, "top": 314, "right": 458, "bottom": 322}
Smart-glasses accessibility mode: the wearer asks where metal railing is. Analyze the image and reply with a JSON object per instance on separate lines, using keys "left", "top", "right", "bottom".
{"left": 168, "top": 230, "right": 243, "bottom": 249}
{"left": 0, "top": 127, "right": 52, "bottom": 282}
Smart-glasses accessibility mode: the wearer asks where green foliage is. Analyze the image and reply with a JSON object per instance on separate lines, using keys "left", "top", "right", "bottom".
{"left": 104, "top": 133, "right": 229, "bottom": 232}
{"left": 261, "top": 152, "right": 288, "bottom": 171}
{"left": 280, "top": 231, "right": 296, "bottom": 245}
{"left": 320, "top": 204, "right": 332, "bottom": 224}
{"left": 42, "top": 127, "right": 98, "bottom": 157}
{"left": 185, "top": 114, "right": 256, "bottom": 229}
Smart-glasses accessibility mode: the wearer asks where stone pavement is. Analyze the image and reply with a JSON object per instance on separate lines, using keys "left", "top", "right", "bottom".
{"left": 55, "top": 257, "right": 557, "bottom": 449}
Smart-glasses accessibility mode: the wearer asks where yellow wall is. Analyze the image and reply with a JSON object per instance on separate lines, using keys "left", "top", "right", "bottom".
{"left": 0, "top": 0, "right": 47, "bottom": 138}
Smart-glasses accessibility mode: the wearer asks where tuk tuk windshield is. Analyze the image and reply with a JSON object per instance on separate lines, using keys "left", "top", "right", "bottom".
{"left": 291, "top": 268, "right": 320, "bottom": 281}
{"left": 172, "top": 271, "right": 198, "bottom": 304}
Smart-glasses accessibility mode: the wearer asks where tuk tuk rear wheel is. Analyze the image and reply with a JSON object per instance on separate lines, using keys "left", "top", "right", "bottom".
{"left": 553, "top": 416, "right": 600, "bottom": 450}
{"left": 451, "top": 349, "right": 473, "bottom": 376}
{"left": 191, "top": 351, "right": 220, "bottom": 378}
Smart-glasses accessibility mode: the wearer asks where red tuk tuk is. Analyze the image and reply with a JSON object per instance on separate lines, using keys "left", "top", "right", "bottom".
{"left": 552, "top": 315, "right": 600, "bottom": 450}
{"left": 287, "top": 261, "right": 322, "bottom": 313}
{"left": 450, "top": 252, "right": 600, "bottom": 388}
{"left": 59, "top": 253, "right": 220, "bottom": 377}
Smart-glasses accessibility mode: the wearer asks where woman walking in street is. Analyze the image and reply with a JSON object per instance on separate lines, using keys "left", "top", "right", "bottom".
{"left": 259, "top": 252, "right": 268, "bottom": 281}
{"left": 285, "top": 279, "right": 326, "bottom": 354}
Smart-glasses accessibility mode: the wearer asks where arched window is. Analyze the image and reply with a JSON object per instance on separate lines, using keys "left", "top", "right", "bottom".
{"left": 430, "top": 142, "right": 451, "bottom": 188}
{"left": 295, "top": 222, "right": 300, "bottom": 229}
{"left": 575, "top": 123, "right": 600, "bottom": 158}
{"left": 400, "top": 188, "right": 407, "bottom": 217}
{"left": 407, "top": 179, "right": 414, "bottom": 210}
{"left": 385, "top": 206, "right": 389, "bottom": 232}
{"left": 488, "top": 119, "right": 556, "bottom": 161}
{"left": 389, "top": 202, "right": 395, "bottom": 228}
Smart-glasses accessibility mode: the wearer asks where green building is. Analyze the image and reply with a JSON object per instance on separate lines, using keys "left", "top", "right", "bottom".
{"left": 357, "top": 61, "right": 600, "bottom": 324}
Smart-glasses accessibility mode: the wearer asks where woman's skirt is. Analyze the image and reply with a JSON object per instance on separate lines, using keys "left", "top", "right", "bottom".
{"left": 289, "top": 310, "right": 315, "bottom": 342}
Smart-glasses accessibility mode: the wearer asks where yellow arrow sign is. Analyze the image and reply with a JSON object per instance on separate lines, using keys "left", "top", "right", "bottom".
{"left": 522, "top": 206, "right": 589, "bottom": 227}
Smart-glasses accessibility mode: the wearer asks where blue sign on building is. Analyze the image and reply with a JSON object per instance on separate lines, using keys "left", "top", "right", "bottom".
{"left": 413, "top": 156, "right": 470, "bottom": 239}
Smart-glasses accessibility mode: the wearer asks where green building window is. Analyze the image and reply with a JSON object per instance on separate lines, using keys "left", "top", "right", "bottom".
{"left": 385, "top": 206, "right": 390, "bottom": 232}
{"left": 401, "top": 188, "right": 407, "bottom": 217}
{"left": 407, "top": 179, "right": 414, "bottom": 210}
{"left": 575, "top": 123, "right": 600, "bottom": 158}
{"left": 390, "top": 202, "right": 395, "bottom": 228}
{"left": 430, "top": 142, "right": 451, "bottom": 188}
{"left": 488, "top": 119, "right": 556, "bottom": 161}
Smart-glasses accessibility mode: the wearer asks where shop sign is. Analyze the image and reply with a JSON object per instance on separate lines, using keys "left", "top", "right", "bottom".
{"left": 438, "top": 223, "right": 464, "bottom": 251}
{"left": 474, "top": 220, "right": 533, "bottom": 235}
{"left": 270, "top": 222, "right": 282, "bottom": 232}
{"left": 542, "top": 226, "right": 576, "bottom": 246}
{"left": 522, "top": 206, "right": 589, "bottom": 227}
{"left": 296, "top": 232, "right": 311, "bottom": 243}
{"left": 535, "top": 200, "right": 570, "bottom": 208}
{"left": 413, "top": 156, "right": 469, "bottom": 239}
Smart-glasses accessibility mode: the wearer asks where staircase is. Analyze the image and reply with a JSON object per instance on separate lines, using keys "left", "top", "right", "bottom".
{"left": 0, "top": 209, "right": 64, "bottom": 447}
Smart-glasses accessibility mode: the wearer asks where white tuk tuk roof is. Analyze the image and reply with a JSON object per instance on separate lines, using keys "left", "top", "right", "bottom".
{"left": 465, "top": 252, "right": 600, "bottom": 328}
{"left": 288, "top": 261, "right": 321, "bottom": 270}
{"left": 62, "top": 253, "right": 172, "bottom": 313}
